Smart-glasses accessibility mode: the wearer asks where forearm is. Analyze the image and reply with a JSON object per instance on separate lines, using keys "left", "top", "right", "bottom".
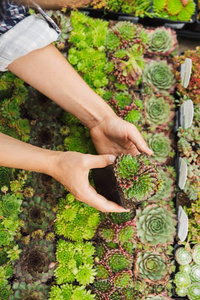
{"left": 15, "top": 0, "right": 91, "bottom": 9}
{"left": 0, "top": 132, "right": 54, "bottom": 174}
{"left": 8, "top": 44, "right": 115, "bottom": 129}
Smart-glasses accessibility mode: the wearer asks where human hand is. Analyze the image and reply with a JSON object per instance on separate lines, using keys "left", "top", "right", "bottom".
{"left": 90, "top": 115, "right": 153, "bottom": 156}
{"left": 48, "top": 151, "right": 129, "bottom": 212}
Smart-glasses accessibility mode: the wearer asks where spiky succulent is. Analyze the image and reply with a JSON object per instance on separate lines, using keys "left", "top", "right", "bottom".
{"left": 143, "top": 60, "right": 175, "bottom": 94}
{"left": 144, "top": 94, "right": 175, "bottom": 130}
{"left": 136, "top": 204, "right": 176, "bottom": 245}
{"left": 190, "top": 264, "right": 200, "bottom": 282}
{"left": 0, "top": 167, "right": 12, "bottom": 189}
{"left": 113, "top": 270, "right": 133, "bottom": 288}
{"left": 147, "top": 27, "right": 177, "bottom": 56}
{"left": 9, "top": 281, "right": 50, "bottom": 300}
{"left": 147, "top": 132, "right": 172, "bottom": 164}
{"left": 175, "top": 247, "right": 192, "bottom": 265}
{"left": 105, "top": 249, "right": 133, "bottom": 273}
{"left": 114, "top": 153, "right": 162, "bottom": 207}
{"left": 20, "top": 195, "right": 56, "bottom": 234}
{"left": 109, "top": 211, "right": 135, "bottom": 225}
{"left": 49, "top": 283, "right": 95, "bottom": 300}
{"left": 55, "top": 193, "right": 100, "bottom": 241}
{"left": 13, "top": 239, "right": 55, "bottom": 282}
{"left": 135, "top": 251, "right": 169, "bottom": 284}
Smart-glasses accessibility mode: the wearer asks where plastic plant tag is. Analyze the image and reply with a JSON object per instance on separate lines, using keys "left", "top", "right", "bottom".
{"left": 178, "top": 206, "right": 188, "bottom": 242}
{"left": 180, "top": 58, "right": 192, "bottom": 88}
{"left": 178, "top": 157, "right": 187, "bottom": 190}
{"left": 180, "top": 99, "right": 194, "bottom": 129}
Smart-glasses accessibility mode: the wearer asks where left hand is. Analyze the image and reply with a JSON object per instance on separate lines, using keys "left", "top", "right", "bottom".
{"left": 90, "top": 115, "right": 153, "bottom": 156}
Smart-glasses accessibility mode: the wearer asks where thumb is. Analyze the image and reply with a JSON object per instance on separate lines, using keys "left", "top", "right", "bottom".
{"left": 86, "top": 154, "right": 116, "bottom": 169}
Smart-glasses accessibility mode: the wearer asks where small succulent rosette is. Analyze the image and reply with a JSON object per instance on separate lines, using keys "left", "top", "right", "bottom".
{"left": 114, "top": 153, "right": 162, "bottom": 209}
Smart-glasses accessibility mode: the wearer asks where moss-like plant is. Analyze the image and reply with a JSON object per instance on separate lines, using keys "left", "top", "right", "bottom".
{"left": 49, "top": 283, "right": 95, "bottom": 300}
{"left": 55, "top": 239, "right": 96, "bottom": 285}
{"left": 136, "top": 204, "right": 176, "bottom": 245}
{"left": 55, "top": 193, "right": 100, "bottom": 241}
{"left": 114, "top": 153, "right": 162, "bottom": 206}
{"left": 105, "top": 249, "right": 133, "bottom": 273}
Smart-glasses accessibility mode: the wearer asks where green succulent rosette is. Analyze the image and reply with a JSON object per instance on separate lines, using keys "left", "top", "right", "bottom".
{"left": 136, "top": 204, "right": 176, "bottom": 245}
{"left": 192, "top": 244, "right": 200, "bottom": 265}
{"left": 9, "top": 281, "right": 50, "bottom": 300}
{"left": 174, "top": 272, "right": 191, "bottom": 289}
{"left": 148, "top": 27, "right": 177, "bottom": 55}
{"left": 175, "top": 247, "right": 192, "bottom": 265}
{"left": 143, "top": 60, "right": 175, "bottom": 94}
{"left": 147, "top": 132, "right": 172, "bottom": 164}
{"left": 190, "top": 264, "right": 200, "bottom": 282}
{"left": 135, "top": 251, "right": 168, "bottom": 284}
{"left": 188, "top": 283, "right": 200, "bottom": 300}
{"left": 144, "top": 94, "right": 175, "bottom": 130}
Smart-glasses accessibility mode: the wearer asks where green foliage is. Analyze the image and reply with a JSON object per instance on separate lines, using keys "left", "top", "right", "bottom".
{"left": 55, "top": 239, "right": 96, "bottom": 285}
{"left": 113, "top": 270, "right": 133, "bottom": 288}
{"left": 106, "top": 250, "right": 133, "bottom": 273}
{"left": 188, "top": 283, "right": 200, "bottom": 300}
{"left": 55, "top": 193, "right": 100, "bottom": 241}
{"left": 93, "top": 280, "right": 112, "bottom": 293}
{"left": 143, "top": 60, "right": 175, "bottom": 93}
{"left": 136, "top": 204, "right": 176, "bottom": 245}
{"left": 109, "top": 211, "right": 134, "bottom": 224}
{"left": 174, "top": 272, "right": 191, "bottom": 288}
{"left": 49, "top": 283, "right": 95, "bottom": 300}
{"left": 0, "top": 167, "right": 12, "bottom": 189}
{"left": 9, "top": 280, "right": 50, "bottom": 300}
{"left": 175, "top": 247, "right": 192, "bottom": 265}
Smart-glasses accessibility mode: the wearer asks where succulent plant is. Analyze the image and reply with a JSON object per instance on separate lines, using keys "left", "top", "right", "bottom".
{"left": 144, "top": 94, "right": 175, "bottom": 130}
{"left": 109, "top": 211, "right": 135, "bottom": 225}
{"left": 175, "top": 247, "right": 192, "bottom": 265}
{"left": 147, "top": 132, "right": 172, "bottom": 164}
{"left": 20, "top": 195, "right": 56, "bottom": 234}
{"left": 49, "top": 283, "right": 95, "bottom": 300}
{"left": 176, "top": 287, "right": 188, "bottom": 296}
{"left": 105, "top": 249, "right": 133, "bottom": 273}
{"left": 190, "top": 263, "right": 200, "bottom": 282}
{"left": 144, "top": 295, "right": 174, "bottom": 300}
{"left": 55, "top": 193, "right": 100, "bottom": 241}
{"left": 9, "top": 280, "right": 50, "bottom": 300}
{"left": 136, "top": 204, "right": 176, "bottom": 245}
{"left": 143, "top": 60, "right": 175, "bottom": 94}
{"left": 114, "top": 153, "right": 162, "bottom": 207}
{"left": 0, "top": 167, "right": 12, "bottom": 189}
{"left": 174, "top": 272, "right": 191, "bottom": 289}
{"left": 113, "top": 270, "right": 133, "bottom": 288}
{"left": 135, "top": 251, "right": 169, "bottom": 284}
{"left": 13, "top": 239, "right": 56, "bottom": 283}
{"left": 188, "top": 283, "right": 200, "bottom": 300}
{"left": 147, "top": 27, "right": 178, "bottom": 56}
{"left": 192, "top": 244, "right": 200, "bottom": 265}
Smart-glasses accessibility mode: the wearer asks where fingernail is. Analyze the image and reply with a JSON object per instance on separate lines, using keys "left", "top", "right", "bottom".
{"left": 146, "top": 147, "right": 153, "bottom": 155}
{"left": 109, "top": 155, "right": 116, "bottom": 164}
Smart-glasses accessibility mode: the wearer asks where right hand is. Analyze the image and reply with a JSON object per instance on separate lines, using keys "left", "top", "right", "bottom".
{"left": 47, "top": 151, "right": 129, "bottom": 212}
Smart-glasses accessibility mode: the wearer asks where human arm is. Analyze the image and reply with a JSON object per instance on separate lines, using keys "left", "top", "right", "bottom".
{"left": 8, "top": 44, "right": 152, "bottom": 157}
{"left": 15, "top": 0, "right": 91, "bottom": 9}
{"left": 0, "top": 132, "right": 127, "bottom": 212}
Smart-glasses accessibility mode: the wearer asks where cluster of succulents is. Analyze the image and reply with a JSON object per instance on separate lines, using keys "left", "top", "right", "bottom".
{"left": 55, "top": 193, "right": 100, "bottom": 241}
{"left": 153, "top": 0, "right": 196, "bottom": 21}
{"left": 114, "top": 153, "right": 162, "bottom": 207}
{"left": 183, "top": 198, "right": 200, "bottom": 244}
{"left": 174, "top": 245, "right": 200, "bottom": 299}
{"left": 174, "top": 47, "right": 200, "bottom": 104}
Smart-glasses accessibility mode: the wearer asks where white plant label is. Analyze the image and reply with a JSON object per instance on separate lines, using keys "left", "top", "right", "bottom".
{"left": 180, "top": 58, "right": 192, "bottom": 88}
{"left": 178, "top": 157, "right": 187, "bottom": 190}
{"left": 178, "top": 206, "right": 188, "bottom": 242}
{"left": 180, "top": 99, "right": 194, "bottom": 129}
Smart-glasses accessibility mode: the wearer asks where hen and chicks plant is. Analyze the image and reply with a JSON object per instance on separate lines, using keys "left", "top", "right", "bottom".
{"left": 114, "top": 153, "right": 162, "bottom": 206}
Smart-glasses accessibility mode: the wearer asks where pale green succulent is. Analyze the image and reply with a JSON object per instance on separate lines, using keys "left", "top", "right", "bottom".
{"left": 190, "top": 264, "right": 200, "bottom": 282}
{"left": 175, "top": 247, "right": 192, "bottom": 265}
{"left": 136, "top": 204, "right": 176, "bottom": 245}
{"left": 174, "top": 272, "right": 191, "bottom": 289}
{"left": 144, "top": 94, "right": 174, "bottom": 129}
{"left": 188, "top": 283, "right": 200, "bottom": 300}
{"left": 147, "top": 132, "right": 172, "bottom": 164}
{"left": 143, "top": 60, "right": 175, "bottom": 93}
{"left": 192, "top": 244, "right": 200, "bottom": 265}
{"left": 135, "top": 251, "right": 168, "bottom": 283}
{"left": 9, "top": 281, "right": 50, "bottom": 300}
{"left": 148, "top": 27, "right": 177, "bottom": 55}
{"left": 145, "top": 296, "right": 173, "bottom": 300}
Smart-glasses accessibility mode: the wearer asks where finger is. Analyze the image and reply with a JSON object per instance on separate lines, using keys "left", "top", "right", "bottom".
{"left": 85, "top": 154, "right": 116, "bottom": 169}
{"left": 127, "top": 124, "right": 153, "bottom": 156}
{"left": 78, "top": 185, "right": 130, "bottom": 213}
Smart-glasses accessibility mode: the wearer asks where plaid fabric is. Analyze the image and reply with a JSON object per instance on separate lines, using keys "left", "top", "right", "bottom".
{"left": 0, "top": 1, "right": 61, "bottom": 38}
{"left": 0, "top": 0, "right": 29, "bottom": 35}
